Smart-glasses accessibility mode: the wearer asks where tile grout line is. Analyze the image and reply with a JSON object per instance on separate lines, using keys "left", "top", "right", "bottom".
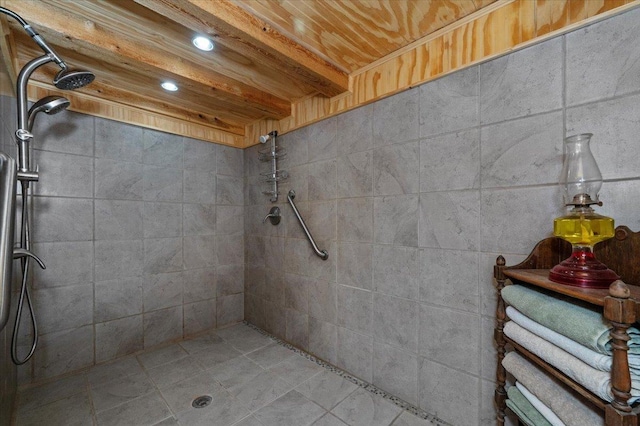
{"left": 243, "top": 321, "right": 452, "bottom": 426}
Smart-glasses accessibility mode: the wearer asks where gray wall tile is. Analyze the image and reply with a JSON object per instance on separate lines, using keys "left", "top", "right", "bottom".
{"left": 373, "top": 89, "right": 419, "bottom": 147}
{"left": 184, "top": 235, "right": 216, "bottom": 269}
{"left": 217, "top": 145, "right": 244, "bottom": 176}
{"left": 337, "top": 151, "right": 372, "bottom": 198}
{"left": 373, "top": 342, "right": 418, "bottom": 406}
{"left": 143, "top": 166, "right": 183, "bottom": 202}
{"left": 32, "top": 241, "right": 93, "bottom": 288}
{"left": 419, "top": 190, "right": 480, "bottom": 250}
{"left": 420, "top": 129, "right": 480, "bottom": 192}
{"left": 480, "top": 38, "right": 563, "bottom": 124}
{"left": 218, "top": 294, "right": 244, "bottom": 327}
{"left": 143, "top": 130, "right": 183, "bottom": 167}
{"left": 336, "top": 327, "right": 373, "bottom": 383}
{"left": 95, "top": 158, "right": 143, "bottom": 200}
{"left": 373, "top": 294, "right": 418, "bottom": 352}
{"left": 95, "top": 200, "right": 143, "bottom": 240}
{"left": 95, "top": 316, "right": 143, "bottom": 362}
{"left": 144, "top": 202, "right": 182, "bottom": 238}
{"left": 419, "top": 358, "right": 479, "bottom": 426}
{"left": 336, "top": 242, "right": 372, "bottom": 290}
{"left": 184, "top": 137, "right": 217, "bottom": 171}
{"left": 184, "top": 268, "right": 217, "bottom": 302}
{"left": 34, "top": 326, "right": 94, "bottom": 380}
{"left": 32, "top": 150, "right": 93, "bottom": 198}
{"left": 95, "top": 278, "right": 144, "bottom": 322}
{"left": 373, "top": 195, "right": 418, "bottom": 247}
{"left": 337, "top": 104, "right": 373, "bottom": 155}
{"left": 144, "top": 237, "right": 183, "bottom": 274}
{"left": 184, "top": 300, "right": 216, "bottom": 336}
{"left": 32, "top": 111, "right": 94, "bottom": 156}
{"left": 33, "top": 284, "right": 93, "bottom": 334}
{"left": 420, "top": 65, "right": 478, "bottom": 137}
{"left": 566, "top": 8, "right": 640, "bottom": 106}
{"left": 143, "top": 306, "right": 183, "bottom": 348}
{"left": 184, "top": 170, "right": 216, "bottom": 204}
{"left": 31, "top": 197, "right": 93, "bottom": 242}
{"left": 308, "top": 116, "right": 337, "bottom": 162}
{"left": 372, "top": 245, "right": 419, "bottom": 300}
{"left": 481, "top": 111, "right": 563, "bottom": 188}
{"left": 566, "top": 93, "right": 640, "bottom": 181}
{"left": 216, "top": 175, "right": 244, "bottom": 205}
{"left": 419, "top": 305, "right": 480, "bottom": 375}
{"left": 309, "top": 317, "right": 337, "bottom": 364}
{"left": 337, "top": 198, "right": 372, "bottom": 242}
{"left": 95, "top": 240, "right": 143, "bottom": 282}
{"left": 308, "top": 159, "right": 336, "bottom": 201}
{"left": 337, "top": 285, "right": 372, "bottom": 336}
{"left": 373, "top": 142, "right": 419, "bottom": 195}
{"left": 95, "top": 119, "right": 143, "bottom": 162}
{"left": 143, "top": 272, "right": 183, "bottom": 312}
{"left": 183, "top": 204, "right": 216, "bottom": 236}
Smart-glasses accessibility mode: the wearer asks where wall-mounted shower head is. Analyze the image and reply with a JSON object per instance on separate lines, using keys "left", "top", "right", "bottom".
{"left": 53, "top": 68, "right": 95, "bottom": 90}
{"left": 27, "top": 96, "right": 70, "bottom": 131}
{"left": 259, "top": 134, "right": 270, "bottom": 144}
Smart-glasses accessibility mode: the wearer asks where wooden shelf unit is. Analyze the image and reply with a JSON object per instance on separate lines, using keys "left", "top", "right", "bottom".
{"left": 494, "top": 226, "right": 640, "bottom": 425}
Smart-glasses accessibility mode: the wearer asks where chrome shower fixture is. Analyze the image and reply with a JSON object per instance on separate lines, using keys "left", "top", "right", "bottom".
{"left": 0, "top": 6, "right": 95, "bottom": 174}
{"left": 27, "top": 96, "right": 70, "bottom": 131}
{"left": 53, "top": 68, "right": 96, "bottom": 90}
{"left": 259, "top": 133, "right": 271, "bottom": 144}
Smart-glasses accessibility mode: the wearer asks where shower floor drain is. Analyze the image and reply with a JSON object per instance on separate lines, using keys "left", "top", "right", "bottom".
{"left": 192, "top": 395, "right": 212, "bottom": 408}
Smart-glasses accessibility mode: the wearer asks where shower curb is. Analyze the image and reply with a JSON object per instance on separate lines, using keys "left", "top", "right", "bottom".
{"left": 243, "top": 321, "right": 452, "bottom": 426}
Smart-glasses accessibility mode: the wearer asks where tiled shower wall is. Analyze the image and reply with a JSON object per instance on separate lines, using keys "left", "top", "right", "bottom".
{"left": 0, "top": 74, "right": 17, "bottom": 426}
{"left": 0, "top": 101, "right": 245, "bottom": 386}
{"left": 243, "top": 8, "right": 640, "bottom": 426}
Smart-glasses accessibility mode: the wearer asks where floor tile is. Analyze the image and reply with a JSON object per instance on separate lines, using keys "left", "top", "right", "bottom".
{"left": 253, "top": 390, "right": 326, "bottom": 426}
{"left": 269, "top": 355, "right": 324, "bottom": 386}
{"left": 312, "top": 413, "right": 348, "bottom": 426}
{"left": 228, "top": 370, "right": 293, "bottom": 411}
{"left": 245, "top": 343, "right": 296, "bottom": 368}
{"left": 331, "top": 388, "right": 402, "bottom": 426}
{"left": 137, "top": 343, "right": 188, "bottom": 369}
{"left": 216, "top": 324, "right": 262, "bottom": 341}
{"left": 175, "top": 388, "right": 250, "bottom": 426}
{"left": 230, "top": 416, "right": 265, "bottom": 426}
{"left": 16, "top": 391, "right": 93, "bottom": 426}
{"left": 391, "top": 412, "right": 437, "bottom": 426}
{"left": 88, "top": 356, "right": 144, "bottom": 387}
{"left": 296, "top": 370, "right": 358, "bottom": 410}
{"left": 207, "top": 356, "right": 265, "bottom": 389}
{"left": 179, "top": 333, "right": 225, "bottom": 355}
{"left": 17, "top": 372, "right": 88, "bottom": 414}
{"left": 159, "top": 370, "right": 226, "bottom": 414}
{"left": 90, "top": 371, "right": 156, "bottom": 412}
{"left": 147, "top": 355, "right": 204, "bottom": 388}
{"left": 96, "top": 391, "right": 171, "bottom": 426}
{"left": 191, "top": 341, "right": 243, "bottom": 368}
{"left": 153, "top": 418, "right": 179, "bottom": 426}
{"left": 226, "top": 333, "right": 274, "bottom": 353}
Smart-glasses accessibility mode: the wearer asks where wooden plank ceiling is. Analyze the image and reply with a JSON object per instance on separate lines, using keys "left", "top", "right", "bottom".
{"left": 0, "top": 0, "right": 638, "bottom": 148}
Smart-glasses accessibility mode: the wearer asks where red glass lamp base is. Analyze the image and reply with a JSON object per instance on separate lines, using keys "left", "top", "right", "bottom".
{"left": 549, "top": 249, "right": 620, "bottom": 289}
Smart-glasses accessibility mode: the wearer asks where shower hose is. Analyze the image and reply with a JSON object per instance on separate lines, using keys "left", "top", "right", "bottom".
{"left": 11, "top": 179, "right": 38, "bottom": 365}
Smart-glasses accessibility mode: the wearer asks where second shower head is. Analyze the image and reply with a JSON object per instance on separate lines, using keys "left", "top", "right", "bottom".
{"left": 27, "top": 95, "right": 70, "bottom": 131}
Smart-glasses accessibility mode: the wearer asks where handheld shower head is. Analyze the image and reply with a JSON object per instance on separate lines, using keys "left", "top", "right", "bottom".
{"left": 53, "top": 68, "right": 95, "bottom": 90}
{"left": 27, "top": 96, "right": 70, "bottom": 131}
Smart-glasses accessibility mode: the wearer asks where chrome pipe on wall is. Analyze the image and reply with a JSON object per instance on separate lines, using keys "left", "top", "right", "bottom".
{"left": 0, "top": 152, "right": 17, "bottom": 331}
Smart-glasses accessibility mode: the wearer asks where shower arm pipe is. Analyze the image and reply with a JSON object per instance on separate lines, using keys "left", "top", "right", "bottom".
{"left": 15, "top": 54, "right": 56, "bottom": 175}
{"left": 286, "top": 190, "right": 328, "bottom": 261}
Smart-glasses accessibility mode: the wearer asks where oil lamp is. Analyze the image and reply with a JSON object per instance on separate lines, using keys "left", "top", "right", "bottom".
{"left": 548, "top": 133, "right": 619, "bottom": 288}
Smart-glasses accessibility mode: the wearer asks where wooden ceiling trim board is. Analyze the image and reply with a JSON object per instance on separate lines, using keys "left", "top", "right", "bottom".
{"left": 3, "top": 0, "right": 291, "bottom": 120}
{"left": 134, "top": 0, "right": 349, "bottom": 98}
{"left": 244, "top": 0, "right": 640, "bottom": 147}
{"left": 0, "top": 15, "right": 17, "bottom": 87}
{"left": 27, "top": 82, "right": 242, "bottom": 147}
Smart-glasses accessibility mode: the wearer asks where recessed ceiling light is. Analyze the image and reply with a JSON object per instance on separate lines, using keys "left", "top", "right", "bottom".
{"left": 192, "top": 36, "right": 214, "bottom": 51}
{"left": 161, "top": 81, "right": 178, "bottom": 92}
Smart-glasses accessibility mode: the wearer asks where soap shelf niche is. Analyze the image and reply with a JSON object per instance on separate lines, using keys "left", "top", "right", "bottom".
{"left": 258, "top": 130, "right": 287, "bottom": 202}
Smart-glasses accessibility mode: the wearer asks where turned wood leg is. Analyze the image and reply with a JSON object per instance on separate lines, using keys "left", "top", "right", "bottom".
{"left": 604, "top": 280, "right": 637, "bottom": 424}
{"left": 495, "top": 256, "right": 507, "bottom": 425}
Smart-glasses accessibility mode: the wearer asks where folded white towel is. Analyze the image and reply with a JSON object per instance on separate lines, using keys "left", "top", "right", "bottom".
{"left": 516, "top": 382, "right": 565, "bottom": 426}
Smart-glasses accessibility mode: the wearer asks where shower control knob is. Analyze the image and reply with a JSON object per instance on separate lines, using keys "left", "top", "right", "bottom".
{"left": 262, "top": 206, "right": 281, "bottom": 225}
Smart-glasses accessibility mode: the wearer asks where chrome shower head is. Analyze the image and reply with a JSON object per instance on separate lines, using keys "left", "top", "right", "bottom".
{"left": 53, "top": 68, "right": 95, "bottom": 90}
{"left": 27, "top": 96, "right": 70, "bottom": 131}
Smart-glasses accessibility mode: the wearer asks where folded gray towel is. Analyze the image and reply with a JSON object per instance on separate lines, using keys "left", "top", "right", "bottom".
{"left": 502, "top": 352, "right": 604, "bottom": 426}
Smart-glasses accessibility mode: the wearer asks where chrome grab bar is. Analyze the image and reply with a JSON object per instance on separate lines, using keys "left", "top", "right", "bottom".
{"left": 0, "top": 151, "right": 16, "bottom": 331}
{"left": 286, "top": 190, "right": 328, "bottom": 260}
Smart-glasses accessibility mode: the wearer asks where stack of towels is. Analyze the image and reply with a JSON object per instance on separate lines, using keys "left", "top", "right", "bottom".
{"left": 500, "top": 284, "right": 640, "bottom": 426}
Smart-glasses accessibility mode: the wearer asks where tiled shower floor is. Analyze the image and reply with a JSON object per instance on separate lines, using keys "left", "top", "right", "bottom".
{"left": 13, "top": 323, "right": 443, "bottom": 426}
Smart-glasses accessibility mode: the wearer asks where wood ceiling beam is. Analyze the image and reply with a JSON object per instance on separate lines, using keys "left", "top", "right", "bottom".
{"left": 2, "top": 0, "right": 291, "bottom": 119}
{"left": 134, "top": 0, "right": 350, "bottom": 98}
{"left": 0, "top": 14, "right": 17, "bottom": 88}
